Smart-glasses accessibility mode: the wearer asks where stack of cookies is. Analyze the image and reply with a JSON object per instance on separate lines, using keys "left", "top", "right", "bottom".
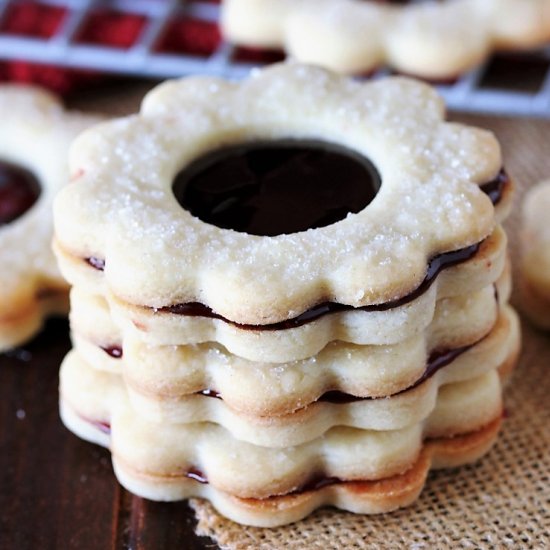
{"left": 54, "top": 64, "right": 520, "bottom": 527}
{"left": 222, "top": 0, "right": 550, "bottom": 79}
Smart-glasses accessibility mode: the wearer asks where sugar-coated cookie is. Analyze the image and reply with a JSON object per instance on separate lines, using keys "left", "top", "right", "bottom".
{"left": 0, "top": 86, "right": 101, "bottom": 351}
{"left": 54, "top": 64, "right": 506, "bottom": 326}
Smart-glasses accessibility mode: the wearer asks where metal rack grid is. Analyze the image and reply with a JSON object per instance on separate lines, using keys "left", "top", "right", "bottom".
{"left": 1, "top": 0, "right": 550, "bottom": 117}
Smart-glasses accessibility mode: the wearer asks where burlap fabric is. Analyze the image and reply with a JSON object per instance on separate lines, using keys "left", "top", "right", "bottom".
{"left": 189, "top": 115, "right": 550, "bottom": 549}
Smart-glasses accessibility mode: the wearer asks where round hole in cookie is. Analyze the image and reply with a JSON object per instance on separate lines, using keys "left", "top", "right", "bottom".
{"left": 172, "top": 140, "right": 381, "bottom": 237}
{"left": 0, "top": 159, "right": 41, "bottom": 226}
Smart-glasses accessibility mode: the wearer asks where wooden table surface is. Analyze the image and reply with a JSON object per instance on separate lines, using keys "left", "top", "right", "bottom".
{"left": 0, "top": 320, "right": 217, "bottom": 550}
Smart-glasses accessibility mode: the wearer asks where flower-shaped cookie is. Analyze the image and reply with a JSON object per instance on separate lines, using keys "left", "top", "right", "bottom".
{"left": 54, "top": 63, "right": 503, "bottom": 327}
{"left": 520, "top": 180, "right": 550, "bottom": 329}
{"left": 222, "top": 0, "right": 550, "bottom": 78}
{"left": 0, "top": 86, "right": 101, "bottom": 351}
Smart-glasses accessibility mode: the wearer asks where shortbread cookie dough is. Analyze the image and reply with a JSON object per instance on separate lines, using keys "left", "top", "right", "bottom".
{"left": 222, "top": 0, "right": 550, "bottom": 79}
{"left": 0, "top": 86, "right": 101, "bottom": 351}
{"left": 520, "top": 180, "right": 550, "bottom": 329}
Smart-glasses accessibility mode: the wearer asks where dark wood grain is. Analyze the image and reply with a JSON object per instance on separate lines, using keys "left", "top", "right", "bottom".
{"left": 0, "top": 320, "right": 216, "bottom": 550}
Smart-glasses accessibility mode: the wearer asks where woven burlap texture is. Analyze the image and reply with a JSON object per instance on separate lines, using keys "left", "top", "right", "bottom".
{"left": 189, "top": 115, "right": 550, "bottom": 549}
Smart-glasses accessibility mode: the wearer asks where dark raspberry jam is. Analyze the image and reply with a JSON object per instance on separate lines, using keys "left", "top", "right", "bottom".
{"left": 0, "top": 159, "right": 41, "bottom": 225}
{"left": 101, "top": 345, "right": 123, "bottom": 359}
{"left": 172, "top": 140, "right": 382, "bottom": 237}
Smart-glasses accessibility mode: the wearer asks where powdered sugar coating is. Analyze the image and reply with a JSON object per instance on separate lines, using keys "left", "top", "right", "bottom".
{"left": 54, "top": 64, "right": 501, "bottom": 325}
{"left": 222, "top": 0, "right": 550, "bottom": 78}
{"left": 0, "top": 86, "right": 101, "bottom": 350}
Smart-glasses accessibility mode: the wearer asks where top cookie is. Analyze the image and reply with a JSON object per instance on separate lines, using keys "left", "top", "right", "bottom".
{"left": 0, "top": 86, "right": 101, "bottom": 350}
{"left": 222, "top": 0, "right": 550, "bottom": 79}
{"left": 53, "top": 63, "right": 503, "bottom": 326}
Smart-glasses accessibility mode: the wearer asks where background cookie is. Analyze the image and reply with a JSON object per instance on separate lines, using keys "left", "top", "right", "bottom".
{"left": 0, "top": 86, "right": 101, "bottom": 351}
{"left": 222, "top": 0, "right": 550, "bottom": 79}
{"left": 520, "top": 180, "right": 550, "bottom": 329}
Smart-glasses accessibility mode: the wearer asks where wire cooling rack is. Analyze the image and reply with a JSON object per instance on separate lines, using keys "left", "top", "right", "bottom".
{"left": 1, "top": 0, "right": 550, "bottom": 117}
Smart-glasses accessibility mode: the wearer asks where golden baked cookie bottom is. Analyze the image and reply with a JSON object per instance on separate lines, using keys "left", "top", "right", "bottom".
{"left": 61, "top": 366, "right": 506, "bottom": 494}
{"left": 60, "top": 395, "right": 506, "bottom": 527}
{"left": 112, "top": 417, "right": 503, "bottom": 527}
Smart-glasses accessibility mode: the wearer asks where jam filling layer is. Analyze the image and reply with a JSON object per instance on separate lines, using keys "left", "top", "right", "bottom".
{"left": 192, "top": 332, "right": 479, "bottom": 404}
{"left": 101, "top": 345, "right": 123, "bottom": 359}
{"left": 81, "top": 416, "right": 499, "bottom": 500}
{"left": 85, "top": 169, "right": 508, "bottom": 329}
{"left": 0, "top": 160, "right": 41, "bottom": 225}
{"left": 101, "top": 316, "right": 487, "bottom": 405}
{"left": 319, "top": 340, "right": 474, "bottom": 403}
{"left": 172, "top": 140, "right": 382, "bottom": 237}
